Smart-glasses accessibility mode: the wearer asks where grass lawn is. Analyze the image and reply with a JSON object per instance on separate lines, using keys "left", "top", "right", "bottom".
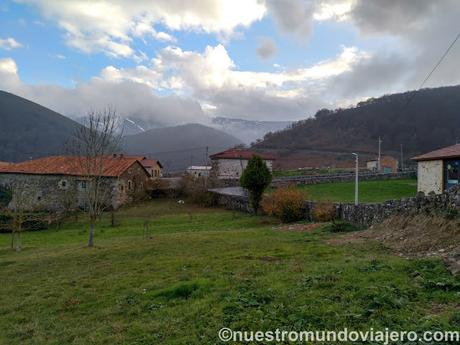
{"left": 0, "top": 199, "right": 458, "bottom": 344}
{"left": 293, "top": 178, "right": 417, "bottom": 203}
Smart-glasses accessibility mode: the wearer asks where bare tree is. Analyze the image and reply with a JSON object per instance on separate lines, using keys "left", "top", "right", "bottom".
{"left": 67, "top": 107, "right": 122, "bottom": 247}
{"left": 6, "top": 180, "right": 36, "bottom": 252}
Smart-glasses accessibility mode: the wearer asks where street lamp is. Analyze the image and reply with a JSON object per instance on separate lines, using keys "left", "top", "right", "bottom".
{"left": 352, "top": 153, "right": 359, "bottom": 205}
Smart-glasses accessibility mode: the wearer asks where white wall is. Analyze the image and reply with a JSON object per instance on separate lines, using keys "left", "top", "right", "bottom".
{"left": 417, "top": 160, "right": 443, "bottom": 194}
{"left": 215, "top": 159, "right": 273, "bottom": 179}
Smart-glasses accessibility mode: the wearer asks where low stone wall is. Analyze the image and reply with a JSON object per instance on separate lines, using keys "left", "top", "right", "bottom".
{"left": 210, "top": 185, "right": 460, "bottom": 227}
{"left": 213, "top": 193, "right": 252, "bottom": 213}
{"left": 272, "top": 170, "right": 416, "bottom": 187}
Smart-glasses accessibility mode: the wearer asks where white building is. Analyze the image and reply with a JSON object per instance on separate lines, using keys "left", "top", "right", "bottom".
{"left": 210, "top": 149, "right": 275, "bottom": 179}
{"left": 186, "top": 166, "right": 211, "bottom": 178}
{"left": 413, "top": 144, "right": 460, "bottom": 194}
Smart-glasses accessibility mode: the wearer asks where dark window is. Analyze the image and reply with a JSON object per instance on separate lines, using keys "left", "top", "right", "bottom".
{"left": 445, "top": 159, "right": 460, "bottom": 190}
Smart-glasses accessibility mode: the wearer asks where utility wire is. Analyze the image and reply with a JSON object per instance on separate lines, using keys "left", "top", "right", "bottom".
{"left": 407, "top": 31, "right": 460, "bottom": 105}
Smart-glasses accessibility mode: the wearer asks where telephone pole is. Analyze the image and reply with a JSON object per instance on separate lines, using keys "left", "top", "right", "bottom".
{"left": 400, "top": 144, "right": 404, "bottom": 171}
{"left": 377, "top": 137, "right": 382, "bottom": 172}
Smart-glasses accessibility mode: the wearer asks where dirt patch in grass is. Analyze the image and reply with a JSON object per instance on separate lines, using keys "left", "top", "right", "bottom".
{"left": 272, "top": 223, "right": 322, "bottom": 232}
{"left": 328, "top": 215, "right": 460, "bottom": 274}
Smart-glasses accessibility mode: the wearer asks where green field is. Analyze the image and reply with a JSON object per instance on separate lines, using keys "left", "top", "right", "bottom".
{"left": 293, "top": 178, "right": 417, "bottom": 203}
{"left": 0, "top": 200, "right": 458, "bottom": 344}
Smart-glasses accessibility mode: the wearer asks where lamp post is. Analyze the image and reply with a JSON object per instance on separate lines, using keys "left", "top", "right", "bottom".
{"left": 352, "top": 153, "right": 359, "bottom": 205}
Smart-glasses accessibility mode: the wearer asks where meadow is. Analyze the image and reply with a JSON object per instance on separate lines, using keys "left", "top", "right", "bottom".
{"left": 0, "top": 199, "right": 458, "bottom": 344}
{"left": 292, "top": 178, "right": 417, "bottom": 203}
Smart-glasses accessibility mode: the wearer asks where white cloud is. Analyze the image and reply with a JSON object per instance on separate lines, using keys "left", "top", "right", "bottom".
{"left": 19, "top": 0, "right": 265, "bottom": 58}
{"left": 0, "top": 37, "right": 23, "bottom": 50}
{"left": 92, "top": 44, "right": 369, "bottom": 120}
{"left": 0, "top": 58, "right": 18, "bottom": 74}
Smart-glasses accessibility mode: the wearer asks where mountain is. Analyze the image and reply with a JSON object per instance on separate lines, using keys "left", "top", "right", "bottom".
{"left": 0, "top": 90, "right": 82, "bottom": 162}
{"left": 254, "top": 85, "right": 460, "bottom": 168}
{"left": 211, "top": 116, "right": 292, "bottom": 144}
{"left": 123, "top": 123, "right": 243, "bottom": 172}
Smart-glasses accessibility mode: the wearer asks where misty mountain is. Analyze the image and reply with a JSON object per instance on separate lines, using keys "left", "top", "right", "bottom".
{"left": 123, "top": 123, "right": 243, "bottom": 172}
{"left": 0, "top": 90, "right": 82, "bottom": 162}
{"left": 254, "top": 85, "right": 460, "bottom": 166}
{"left": 211, "top": 116, "right": 292, "bottom": 144}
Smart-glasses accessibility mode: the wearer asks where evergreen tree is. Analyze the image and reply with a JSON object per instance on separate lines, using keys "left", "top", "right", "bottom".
{"left": 240, "top": 155, "right": 272, "bottom": 214}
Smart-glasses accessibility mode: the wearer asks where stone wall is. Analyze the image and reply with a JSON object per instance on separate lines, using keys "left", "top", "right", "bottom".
{"left": 210, "top": 185, "right": 460, "bottom": 228}
{"left": 272, "top": 170, "right": 416, "bottom": 187}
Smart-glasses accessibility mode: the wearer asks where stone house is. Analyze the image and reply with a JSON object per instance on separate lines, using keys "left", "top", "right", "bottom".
{"left": 413, "top": 143, "right": 460, "bottom": 194}
{"left": 0, "top": 155, "right": 150, "bottom": 211}
{"left": 366, "top": 155, "right": 399, "bottom": 173}
{"left": 186, "top": 166, "right": 212, "bottom": 178}
{"left": 120, "top": 155, "right": 163, "bottom": 178}
{"left": 140, "top": 158, "right": 163, "bottom": 178}
{"left": 210, "top": 149, "right": 275, "bottom": 179}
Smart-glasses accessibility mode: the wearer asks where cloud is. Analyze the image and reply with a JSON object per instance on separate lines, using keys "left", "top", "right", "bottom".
{"left": 0, "top": 37, "right": 23, "bottom": 50}
{"left": 101, "top": 44, "right": 369, "bottom": 120}
{"left": 266, "top": 0, "right": 314, "bottom": 37}
{"left": 0, "top": 58, "right": 18, "bottom": 74}
{"left": 19, "top": 0, "right": 265, "bottom": 58}
{"left": 256, "top": 37, "right": 277, "bottom": 59}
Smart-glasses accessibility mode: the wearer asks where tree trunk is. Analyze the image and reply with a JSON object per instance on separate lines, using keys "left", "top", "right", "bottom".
{"left": 88, "top": 221, "right": 95, "bottom": 247}
{"left": 15, "top": 232, "right": 21, "bottom": 252}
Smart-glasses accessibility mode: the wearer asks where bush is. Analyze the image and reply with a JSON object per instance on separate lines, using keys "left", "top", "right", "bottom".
{"left": 0, "top": 212, "right": 50, "bottom": 233}
{"left": 312, "top": 202, "right": 336, "bottom": 222}
{"left": 262, "top": 187, "right": 305, "bottom": 223}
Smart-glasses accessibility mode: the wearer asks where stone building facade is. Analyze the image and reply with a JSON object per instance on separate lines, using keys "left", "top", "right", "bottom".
{"left": 210, "top": 149, "right": 274, "bottom": 180}
{"left": 0, "top": 155, "right": 150, "bottom": 211}
{"left": 414, "top": 144, "right": 460, "bottom": 194}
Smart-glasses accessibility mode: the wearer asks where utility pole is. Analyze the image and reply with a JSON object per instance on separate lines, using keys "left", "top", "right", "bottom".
{"left": 204, "top": 146, "right": 209, "bottom": 188}
{"left": 377, "top": 136, "right": 382, "bottom": 172}
{"left": 400, "top": 144, "right": 404, "bottom": 171}
{"left": 352, "top": 153, "right": 359, "bottom": 205}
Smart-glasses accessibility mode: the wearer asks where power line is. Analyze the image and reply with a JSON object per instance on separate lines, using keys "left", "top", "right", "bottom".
{"left": 407, "top": 31, "right": 460, "bottom": 105}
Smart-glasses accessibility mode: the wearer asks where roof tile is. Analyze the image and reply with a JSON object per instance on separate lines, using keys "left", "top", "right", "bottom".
{"left": 413, "top": 144, "right": 460, "bottom": 161}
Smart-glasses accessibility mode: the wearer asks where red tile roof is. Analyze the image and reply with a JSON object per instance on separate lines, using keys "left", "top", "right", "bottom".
{"left": 210, "top": 149, "right": 276, "bottom": 160}
{"left": 0, "top": 155, "right": 147, "bottom": 177}
{"left": 140, "top": 159, "right": 163, "bottom": 169}
{"left": 0, "top": 162, "right": 11, "bottom": 167}
{"left": 413, "top": 144, "right": 460, "bottom": 161}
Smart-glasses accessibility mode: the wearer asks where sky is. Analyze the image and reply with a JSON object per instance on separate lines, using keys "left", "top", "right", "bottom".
{"left": 1, "top": 0, "right": 460, "bottom": 127}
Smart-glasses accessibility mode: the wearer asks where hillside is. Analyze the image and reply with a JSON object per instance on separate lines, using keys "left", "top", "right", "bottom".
{"left": 254, "top": 85, "right": 460, "bottom": 167}
{"left": 123, "top": 123, "right": 242, "bottom": 172}
{"left": 211, "top": 117, "right": 292, "bottom": 144}
{"left": 0, "top": 90, "right": 82, "bottom": 162}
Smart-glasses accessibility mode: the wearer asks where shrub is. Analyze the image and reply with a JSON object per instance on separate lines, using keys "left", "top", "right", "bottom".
{"left": 312, "top": 202, "right": 336, "bottom": 222}
{"left": 240, "top": 155, "right": 272, "bottom": 214}
{"left": 262, "top": 187, "right": 304, "bottom": 223}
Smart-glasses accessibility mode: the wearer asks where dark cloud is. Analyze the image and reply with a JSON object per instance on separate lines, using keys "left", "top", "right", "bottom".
{"left": 256, "top": 37, "right": 277, "bottom": 59}
{"left": 266, "top": 0, "right": 313, "bottom": 37}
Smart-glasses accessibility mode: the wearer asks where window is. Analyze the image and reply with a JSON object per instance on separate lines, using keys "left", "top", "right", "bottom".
{"left": 127, "top": 180, "right": 132, "bottom": 191}
{"left": 58, "top": 180, "right": 68, "bottom": 189}
{"left": 78, "top": 180, "right": 87, "bottom": 191}
{"left": 445, "top": 159, "right": 460, "bottom": 189}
